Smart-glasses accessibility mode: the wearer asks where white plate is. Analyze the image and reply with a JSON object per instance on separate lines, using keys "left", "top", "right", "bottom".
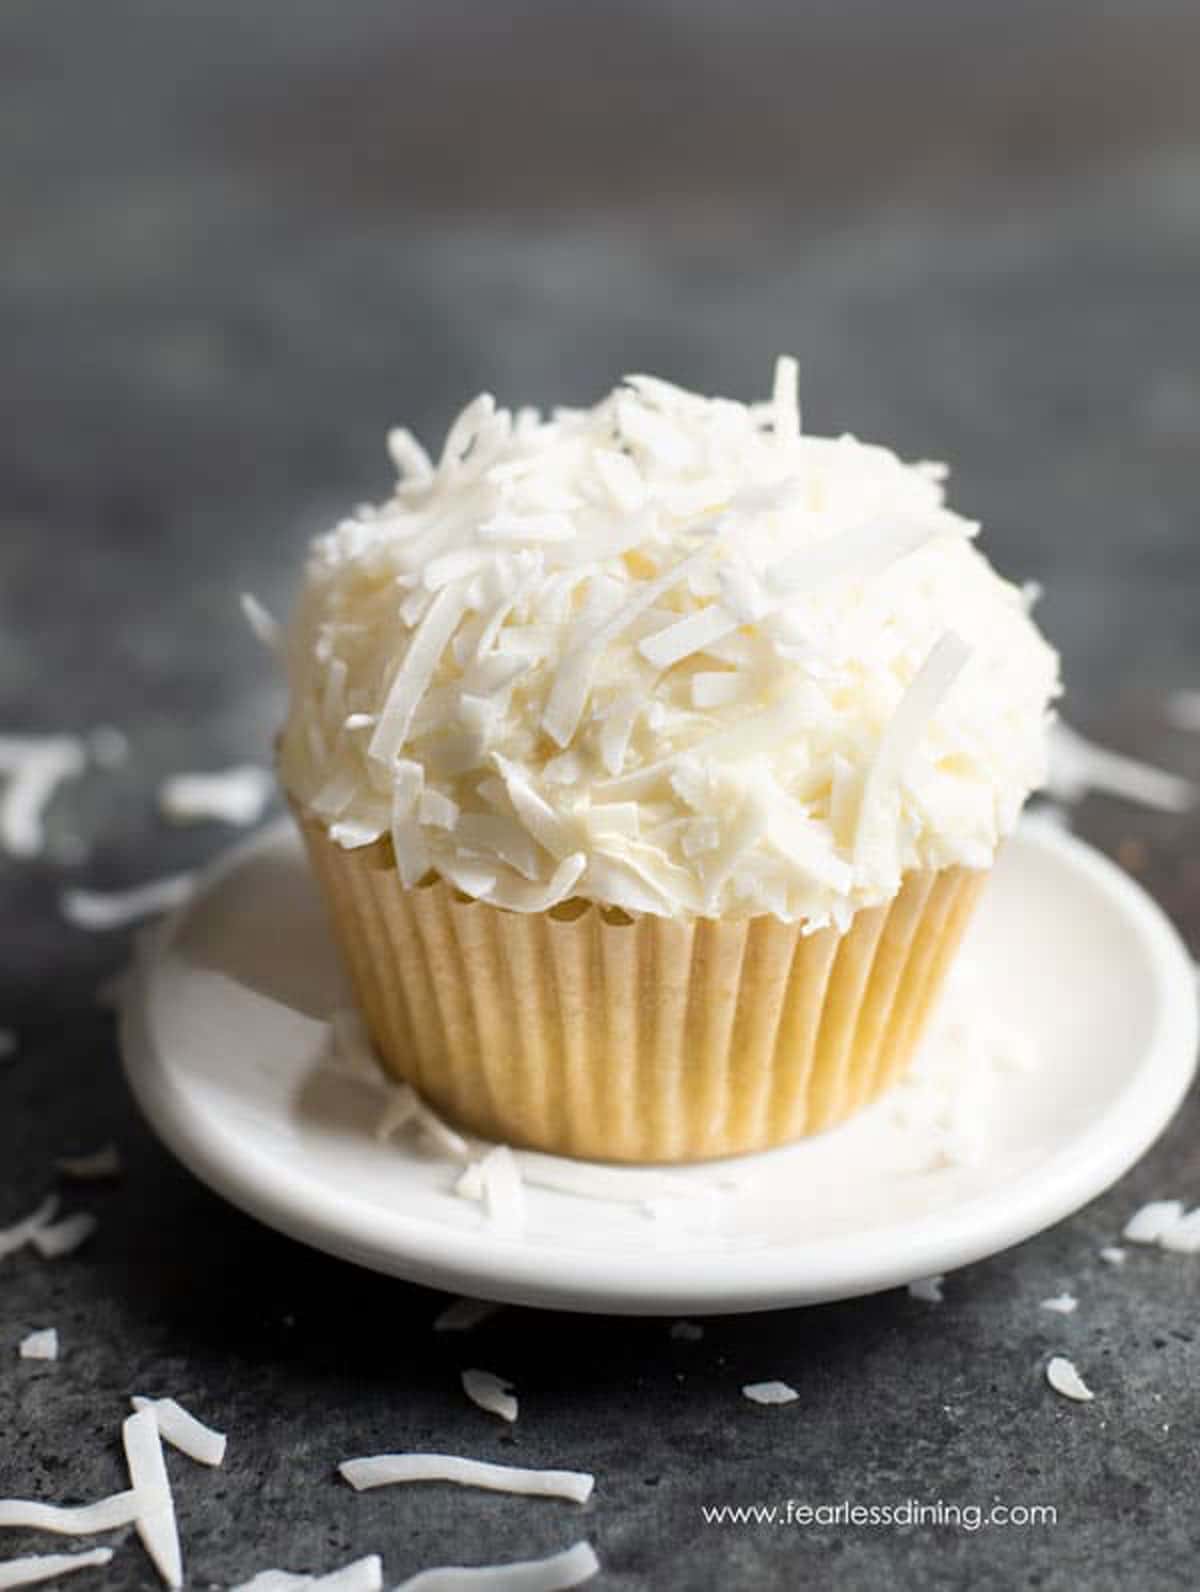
{"left": 121, "top": 817, "right": 1197, "bottom": 1315}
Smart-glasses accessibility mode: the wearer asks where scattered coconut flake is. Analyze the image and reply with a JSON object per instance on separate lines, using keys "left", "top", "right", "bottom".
{"left": 240, "top": 593, "right": 281, "bottom": 652}
{"left": 670, "top": 1321, "right": 704, "bottom": 1342}
{"left": 0, "top": 1548, "right": 114, "bottom": 1590}
{"left": 0, "top": 735, "right": 87, "bottom": 859}
{"left": 461, "top": 1369, "right": 517, "bottom": 1424}
{"left": 394, "top": 1540, "right": 599, "bottom": 1592}
{"left": 742, "top": 1381, "right": 798, "bottom": 1406}
{"left": 1046, "top": 1356, "right": 1094, "bottom": 1403}
{"left": 87, "top": 726, "right": 129, "bottom": 769}
{"left": 477, "top": 1146, "right": 525, "bottom": 1235}
{"left": 0, "top": 1492, "right": 139, "bottom": 1535}
{"left": 159, "top": 766, "right": 272, "bottom": 827}
{"left": 433, "top": 1298, "right": 502, "bottom": 1334}
{"left": 0, "top": 1196, "right": 60, "bottom": 1262}
{"left": 1040, "top": 1294, "right": 1078, "bottom": 1315}
{"left": 339, "top": 1454, "right": 593, "bottom": 1505}
{"left": 1048, "top": 722, "right": 1195, "bottom": 813}
{"left": 29, "top": 1213, "right": 96, "bottom": 1260}
{"left": 1159, "top": 1208, "right": 1200, "bottom": 1254}
{"left": 0, "top": 1031, "right": 15, "bottom": 1061}
{"left": 130, "top": 1397, "right": 226, "bottom": 1468}
{"left": 61, "top": 872, "right": 194, "bottom": 931}
{"left": 1099, "top": 1246, "right": 1126, "bottom": 1266}
{"left": 907, "top": 1276, "right": 944, "bottom": 1303}
{"left": 1123, "top": 1200, "right": 1185, "bottom": 1244}
{"left": 18, "top": 1331, "right": 58, "bottom": 1362}
{"left": 122, "top": 1408, "right": 183, "bottom": 1589}
{"left": 55, "top": 1145, "right": 122, "bottom": 1182}
{"left": 376, "top": 1081, "right": 470, "bottom": 1161}
{"left": 231, "top": 1565, "right": 382, "bottom": 1592}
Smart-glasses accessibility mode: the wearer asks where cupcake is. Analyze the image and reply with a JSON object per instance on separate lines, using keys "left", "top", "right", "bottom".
{"left": 279, "top": 360, "right": 1059, "bottom": 1163}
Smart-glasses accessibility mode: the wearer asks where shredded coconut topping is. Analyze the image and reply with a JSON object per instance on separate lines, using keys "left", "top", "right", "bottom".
{"left": 280, "top": 361, "right": 1058, "bottom": 924}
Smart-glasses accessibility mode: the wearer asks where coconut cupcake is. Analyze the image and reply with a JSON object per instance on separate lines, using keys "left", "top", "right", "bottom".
{"left": 279, "top": 361, "right": 1059, "bottom": 1163}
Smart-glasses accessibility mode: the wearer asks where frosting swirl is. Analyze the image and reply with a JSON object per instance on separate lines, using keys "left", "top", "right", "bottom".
{"left": 280, "top": 361, "right": 1059, "bottom": 925}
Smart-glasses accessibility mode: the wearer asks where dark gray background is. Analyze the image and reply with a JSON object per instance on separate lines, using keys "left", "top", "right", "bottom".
{"left": 2, "top": 2, "right": 1199, "bottom": 1587}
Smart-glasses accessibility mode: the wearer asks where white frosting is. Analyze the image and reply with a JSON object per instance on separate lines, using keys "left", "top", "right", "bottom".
{"left": 280, "top": 361, "right": 1059, "bottom": 925}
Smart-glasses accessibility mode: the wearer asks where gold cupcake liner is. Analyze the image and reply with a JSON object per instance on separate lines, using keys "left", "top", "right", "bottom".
{"left": 299, "top": 813, "right": 986, "bottom": 1164}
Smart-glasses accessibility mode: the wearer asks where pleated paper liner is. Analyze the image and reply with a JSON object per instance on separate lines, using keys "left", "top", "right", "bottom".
{"left": 299, "top": 812, "right": 986, "bottom": 1164}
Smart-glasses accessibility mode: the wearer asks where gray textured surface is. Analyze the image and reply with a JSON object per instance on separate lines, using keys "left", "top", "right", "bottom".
{"left": 2, "top": 3, "right": 1200, "bottom": 1587}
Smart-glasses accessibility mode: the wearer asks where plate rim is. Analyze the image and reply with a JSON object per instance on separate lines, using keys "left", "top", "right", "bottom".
{"left": 121, "top": 817, "right": 1199, "bottom": 1315}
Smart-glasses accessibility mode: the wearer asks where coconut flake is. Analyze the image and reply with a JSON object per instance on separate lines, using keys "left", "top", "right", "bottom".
{"left": 0, "top": 1548, "right": 115, "bottom": 1590}
{"left": 231, "top": 1572, "right": 310, "bottom": 1592}
{"left": 130, "top": 1398, "right": 226, "bottom": 1468}
{"left": 1099, "top": 1246, "right": 1126, "bottom": 1266}
{"left": 61, "top": 873, "right": 194, "bottom": 931}
{"left": 1040, "top": 1294, "right": 1078, "bottom": 1315}
{"left": 477, "top": 1146, "right": 525, "bottom": 1235}
{"left": 233, "top": 1557, "right": 383, "bottom": 1592}
{"left": 56, "top": 1145, "right": 122, "bottom": 1182}
{"left": 0, "top": 736, "right": 87, "bottom": 859}
{"left": 122, "top": 1408, "right": 183, "bottom": 1588}
{"left": 29, "top": 1213, "right": 96, "bottom": 1260}
{"left": 461, "top": 1370, "right": 517, "bottom": 1424}
{"left": 433, "top": 1298, "right": 501, "bottom": 1334}
{"left": 394, "top": 1540, "right": 600, "bottom": 1592}
{"left": 18, "top": 1330, "right": 57, "bottom": 1362}
{"left": 1048, "top": 722, "right": 1194, "bottom": 813}
{"left": 1046, "top": 1356, "right": 1094, "bottom": 1403}
{"left": 907, "top": 1275, "right": 944, "bottom": 1303}
{"left": 0, "top": 1492, "right": 139, "bottom": 1535}
{"left": 369, "top": 583, "right": 471, "bottom": 767}
{"left": 772, "top": 355, "right": 801, "bottom": 446}
{"left": 1123, "top": 1200, "right": 1185, "bottom": 1244}
{"left": 1159, "top": 1208, "right": 1200, "bottom": 1254}
{"left": 0, "top": 1196, "right": 59, "bottom": 1262}
{"left": 742, "top": 1381, "right": 798, "bottom": 1406}
{"left": 853, "top": 633, "right": 970, "bottom": 877}
{"left": 389, "top": 426, "right": 434, "bottom": 487}
{"left": 240, "top": 593, "right": 282, "bottom": 652}
{"left": 159, "top": 766, "right": 272, "bottom": 827}
{"left": 542, "top": 549, "right": 708, "bottom": 748}
{"left": 339, "top": 1454, "right": 593, "bottom": 1504}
